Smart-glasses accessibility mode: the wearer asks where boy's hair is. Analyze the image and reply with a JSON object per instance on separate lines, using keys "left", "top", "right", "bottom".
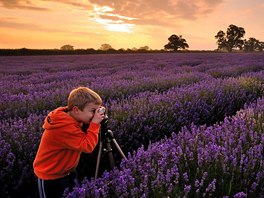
{"left": 68, "top": 87, "right": 102, "bottom": 111}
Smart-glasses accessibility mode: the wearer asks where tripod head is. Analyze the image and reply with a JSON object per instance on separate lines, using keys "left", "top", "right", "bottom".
{"left": 98, "top": 106, "right": 110, "bottom": 140}
{"left": 100, "top": 114, "right": 109, "bottom": 133}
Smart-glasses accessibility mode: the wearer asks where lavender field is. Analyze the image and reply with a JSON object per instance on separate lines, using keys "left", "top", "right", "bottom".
{"left": 0, "top": 52, "right": 264, "bottom": 197}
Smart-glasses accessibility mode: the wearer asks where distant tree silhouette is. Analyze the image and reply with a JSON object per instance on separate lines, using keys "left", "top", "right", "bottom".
{"left": 215, "top": 24, "right": 245, "bottom": 52}
{"left": 215, "top": 30, "right": 226, "bottom": 50}
{"left": 136, "top": 46, "right": 151, "bottom": 52}
{"left": 258, "top": 42, "right": 264, "bottom": 52}
{"left": 164, "top": 34, "right": 189, "bottom": 51}
{"left": 99, "top": 44, "right": 113, "bottom": 51}
{"left": 139, "top": 46, "right": 150, "bottom": 51}
{"left": 60, "top": 44, "right": 74, "bottom": 50}
{"left": 243, "top": 37, "right": 261, "bottom": 52}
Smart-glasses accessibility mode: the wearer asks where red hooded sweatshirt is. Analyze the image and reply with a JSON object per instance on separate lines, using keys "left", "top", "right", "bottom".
{"left": 33, "top": 107, "right": 100, "bottom": 180}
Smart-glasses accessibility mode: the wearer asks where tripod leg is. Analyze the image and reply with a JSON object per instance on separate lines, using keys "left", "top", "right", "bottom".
{"left": 112, "top": 139, "right": 127, "bottom": 160}
{"left": 95, "top": 141, "right": 103, "bottom": 180}
{"left": 105, "top": 138, "right": 115, "bottom": 169}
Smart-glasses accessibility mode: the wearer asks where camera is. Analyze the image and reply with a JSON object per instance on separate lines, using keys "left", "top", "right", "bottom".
{"left": 99, "top": 106, "right": 109, "bottom": 132}
{"left": 98, "top": 106, "right": 106, "bottom": 114}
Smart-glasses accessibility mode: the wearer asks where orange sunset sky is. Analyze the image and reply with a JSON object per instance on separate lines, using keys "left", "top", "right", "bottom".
{"left": 0, "top": 0, "right": 263, "bottom": 50}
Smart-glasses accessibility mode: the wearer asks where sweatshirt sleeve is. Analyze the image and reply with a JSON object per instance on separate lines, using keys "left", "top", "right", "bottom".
{"left": 81, "top": 122, "right": 101, "bottom": 153}
{"left": 61, "top": 122, "right": 100, "bottom": 153}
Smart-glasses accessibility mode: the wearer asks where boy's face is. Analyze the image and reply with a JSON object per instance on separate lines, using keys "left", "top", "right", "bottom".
{"left": 74, "top": 103, "right": 100, "bottom": 124}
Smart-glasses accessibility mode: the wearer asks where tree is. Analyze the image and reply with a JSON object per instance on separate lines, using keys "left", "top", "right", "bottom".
{"left": 60, "top": 44, "right": 74, "bottom": 50}
{"left": 99, "top": 44, "right": 113, "bottom": 51}
{"left": 138, "top": 46, "right": 150, "bottom": 51}
{"left": 258, "top": 42, "right": 264, "bottom": 52}
{"left": 164, "top": 34, "right": 189, "bottom": 51}
{"left": 215, "top": 24, "right": 245, "bottom": 52}
{"left": 243, "top": 37, "right": 260, "bottom": 52}
{"left": 215, "top": 30, "right": 227, "bottom": 50}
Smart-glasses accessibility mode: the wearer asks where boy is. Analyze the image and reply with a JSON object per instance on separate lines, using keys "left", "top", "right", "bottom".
{"left": 33, "top": 87, "right": 105, "bottom": 198}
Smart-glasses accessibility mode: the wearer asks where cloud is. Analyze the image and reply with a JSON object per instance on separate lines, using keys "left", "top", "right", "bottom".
{"left": 0, "top": 0, "right": 225, "bottom": 29}
{"left": 89, "top": 4, "right": 136, "bottom": 33}
{"left": 0, "top": 0, "right": 49, "bottom": 10}
{"left": 88, "top": 0, "right": 225, "bottom": 26}
{"left": 0, "top": 16, "right": 107, "bottom": 38}
{"left": 86, "top": 0, "right": 225, "bottom": 33}
{"left": 0, "top": 0, "right": 91, "bottom": 10}
{"left": 0, "top": 17, "right": 63, "bottom": 32}
{"left": 42, "top": 0, "right": 93, "bottom": 10}
{"left": 0, "top": 0, "right": 93, "bottom": 11}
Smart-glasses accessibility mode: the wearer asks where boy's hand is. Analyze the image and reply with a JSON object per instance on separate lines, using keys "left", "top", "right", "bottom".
{"left": 91, "top": 107, "right": 105, "bottom": 124}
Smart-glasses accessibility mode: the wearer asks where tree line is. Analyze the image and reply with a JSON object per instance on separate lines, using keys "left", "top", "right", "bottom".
{"left": 0, "top": 24, "right": 263, "bottom": 56}
{"left": 0, "top": 47, "right": 169, "bottom": 56}
{"left": 165, "top": 24, "right": 264, "bottom": 52}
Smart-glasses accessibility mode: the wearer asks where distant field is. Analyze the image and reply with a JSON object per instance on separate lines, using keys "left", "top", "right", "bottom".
{"left": 0, "top": 53, "right": 264, "bottom": 197}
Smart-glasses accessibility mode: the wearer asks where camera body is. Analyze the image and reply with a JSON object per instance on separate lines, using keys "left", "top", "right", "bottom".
{"left": 99, "top": 106, "right": 109, "bottom": 133}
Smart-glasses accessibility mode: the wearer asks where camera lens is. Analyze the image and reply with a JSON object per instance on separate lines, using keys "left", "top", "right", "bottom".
{"left": 99, "top": 106, "right": 106, "bottom": 114}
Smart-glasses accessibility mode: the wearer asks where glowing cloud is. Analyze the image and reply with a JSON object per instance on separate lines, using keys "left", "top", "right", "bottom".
{"left": 90, "top": 5, "right": 135, "bottom": 33}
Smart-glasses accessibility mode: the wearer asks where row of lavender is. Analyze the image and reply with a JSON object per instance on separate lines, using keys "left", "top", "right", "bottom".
{"left": 0, "top": 71, "right": 212, "bottom": 119}
{"left": 107, "top": 73, "right": 264, "bottom": 153}
{"left": 1, "top": 53, "right": 264, "bottom": 119}
{"left": 1, "top": 53, "right": 263, "bottom": 76}
{"left": 1, "top": 72, "right": 263, "bottom": 197}
{"left": 66, "top": 96, "right": 264, "bottom": 198}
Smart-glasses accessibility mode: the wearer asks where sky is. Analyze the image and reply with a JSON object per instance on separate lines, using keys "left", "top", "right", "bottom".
{"left": 0, "top": 0, "right": 263, "bottom": 50}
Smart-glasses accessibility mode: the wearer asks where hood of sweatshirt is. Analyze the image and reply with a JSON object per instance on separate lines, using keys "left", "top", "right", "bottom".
{"left": 43, "top": 107, "right": 81, "bottom": 130}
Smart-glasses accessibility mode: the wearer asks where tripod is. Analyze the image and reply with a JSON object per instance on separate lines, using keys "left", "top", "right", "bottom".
{"left": 95, "top": 117, "right": 127, "bottom": 180}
